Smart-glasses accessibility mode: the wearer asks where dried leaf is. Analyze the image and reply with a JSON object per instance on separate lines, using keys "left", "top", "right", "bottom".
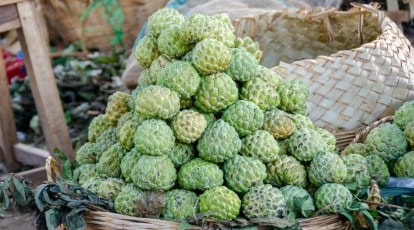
{"left": 136, "top": 190, "right": 165, "bottom": 218}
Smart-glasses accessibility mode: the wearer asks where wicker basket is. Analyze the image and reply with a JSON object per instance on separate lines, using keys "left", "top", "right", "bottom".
{"left": 234, "top": 3, "right": 414, "bottom": 150}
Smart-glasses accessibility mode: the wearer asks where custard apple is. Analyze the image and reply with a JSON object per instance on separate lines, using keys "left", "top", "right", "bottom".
{"left": 149, "top": 54, "right": 173, "bottom": 80}
{"left": 131, "top": 155, "right": 176, "bottom": 191}
{"left": 288, "top": 113, "right": 315, "bottom": 129}
{"left": 167, "top": 142, "right": 195, "bottom": 167}
{"left": 365, "top": 154, "right": 390, "bottom": 186}
{"left": 194, "top": 73, "right": 238, "bottom": 113}
{"left": 394, "top": 151, "right": 414, "bottom": 178}
{"left": 138, "top": 69, "right": 154, "bottom": 86}
{"left": 308, "top": 152, "right": 348, "bottom": 186}
{"left": 157, "top": 25, "right": 191, "bottom": 58}
{"left": 135, "top": 34, "right": 160, "bottom": 68}
{"left": 225, "top": 48, "right": 259, "bottom": 82}
{"left": 134, "top": 119, "right": 175, "bottom": 156}
{"left": 163, "top": 189, "right": 198, "bottom": 220}
{"left": 224, "top": 154, "right": 267, "bottom": 193}
{"left": 199, "top": 186, "right": 241, "bottom": 220}
{"left": 242, "top": 184, "right": 286, "bottom": 219}
{"left": 148, "top": 8, "right": 184, "bottom": 37}
{"left": 114, "top": 184, "right": 144, "bottom": 216}
{"left": 241, "top": 130, "right": 279, "bottom": 163}
{"left": 404, "top": 122, "right": 414, "bottom": 148}
{"left": 96, "top": 143, "right": 128, "bottom": 178}
{"left": 341, "top": 154, "right": 370, "bottom": 188}
{"left": 256, "top": 65, "right": 283, "bottom": 88}
{"left": 288, "top": 128, "right": 328, "bottom": 162}
{"left": 81, "top": 177, "right": 102, "bottom": 194}
{"left": 135, "top": 85, "right": 180, "bottom": 119}
{"left": 197, "top": 119, "right": 242, "bottom": 163}
{"left": 280, "top": 185, "right": 315, "bottom": 218}
{"left": 241, "top": 77, "right": 280, "bottom": 111}
{"left": 234, "top": 36, "right": 262, "bottom": 61}
{"left": 177, "top": 158, "right": 223, "bottom": 191}
{"left": 394, "top": 101, "right": 414, "bottom": 130}
{"left": 314, "top": 183, "right": 353, "bottom": 213}
{"left": 265, "top": 155, "right": 307, "bottom": 188}
{"left": 341, "top": 143, "right": 371, "bottom": 156}
{"left": 192, "top": 38, "right": 231, "bottom": 75}
{"left": 76, "top": 164, "right": 99, "bottom": 186}
{"left": 278, "top": 80, "right": 308, "bottom": 115}
{"left": 121, "top": 148, "right": 142, "bottom": 183}
{"left": 119, "top": 120, "right": 139, "bottom": 151}
{"left": 365, "top": 123, "right": 408, "bottom": 162}
{"left": 95, "top": 128, "right": 118, "bottom": 154}
{"left": 97, "top": 178, "right": 125, "bottom": 202}
{"left": 172, "top": 109, "right": 207, "bottom": 143}
{"left": 157, "top": 61, "right": 201, "bottom": 98}
{"left": 180, "top": 97, "right": 194, "bottom": 109}
{"left": 315, "top": 128, "right": 336, "bottom": 152}
{"left": 116, "top": 112, "right": 132, "bottom": 133}
{"left": 105, "top": 91, "right": 130, "bottom": 125}
{"left": 262, "top": 109, "right": 295, "bottom": 140}
{"left": 76, "top": 142, "right": 100, "bottom": 164}
{"left": 88, "top": 114, "right": 112, "bottom": 142}
{"left": 222, "top": 100, "right": 264, "bottom": 137}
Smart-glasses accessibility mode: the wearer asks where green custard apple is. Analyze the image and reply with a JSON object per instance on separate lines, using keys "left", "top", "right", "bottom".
{"left": 222, "top": 100, "right": 264, "bottom": 137}
{"left": 262, "top": 109, "right": 295, "bottom": 140}
{"left": 120, "top": 148, "right": 142, "bottom": 183}
{"left": 199, "top": 186, "right": 241, "bottom": 220}
{"left": 225, "top": 48, "right": 259, "bottom": 82}
{"left": 308, "top": 152, "right": 348, "bottom": 186}
{"left": 288, "top": 128, "right": 328, "bottom": 162}
{"left": 97, "top": 178, "right": 125, "bottom": 202}
{"left": 171, "top": 109, "right": 207, "bottom": 144}
{"left": 134, "top": 85, "right": 180, "bottom": 119}
{"left": 147, "top": 8, "right": 184, "bottom": 37}
{"left": 365, "top": 154, "right": 390, "bottom": 186}
{"left": 394, "top": 151, "right": 414, "bottom": 178}
{"left": 134, "top": 119, "right": 175, "bottom": 156}
{"left": 266, "top": 155, "right": 307, "bottom": 188}
{"left": 280, "top": 185, "right": 315, "bottom": 218}
{"left": 314, "top": 183, "right": 353, "bottom": 213}
{"left": 135, "top": 34, "right": 160, "bottom": 68}
{"left": 241, "top": 77, "right": 280, "bottom": 111}
{"left": 192, "top": 38, "right": 231, "bottom": 75}
{"left": 241, "top": 130, "right": 280, "bottom": 163}
{"left": 114, "top": 184, "right": 144, "bottom": 216}
{"left": 177, "top": 158, "right": 223, "bottom": 191}
{"left": 96, "top": 143, "right": 128, "bottom": 178}
{"left": 394, "top": 101, "right": 414, "bottom": 130}
{"left": 163, "top": 189, "right": 198, "bottom": 220}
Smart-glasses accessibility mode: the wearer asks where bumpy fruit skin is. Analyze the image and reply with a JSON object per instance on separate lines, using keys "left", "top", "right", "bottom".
{"left": 178, "top": 158, "right": 223, "bottom": 191}
{"left": 315, "top": 183, "right": 353, "bottom": 213}
{"left": 157, "top": 61, "right": 201, "bottom": 98}
{"left": 365, "top": 154, "right": 390, "bottom": 186}
{"left": 116, "top": 112, "right": 132, "bottom": 132}
{"left": 308, "top": 152, "right": 348, "bottom": 186}
{"left": 181, "top": 50, "right": 193, "bottom": 62}
{"left": 288, "top": 128, "right": 328, "bottom": 162}
{"left": 257, "top": 66, "right": 283, "bottom": 88}
{"left": 234, "top": 37, "right": 262, "bottom": 61}
{"left": 138, "top": 69, "right": 154, "bottom": 86}
{"left": 105, "top": 92, "right": 130, "bottom": 125}
{"left": 163, "top": 189, "right": 198, "bottom": 220}
{"left": 135, "top": 85, "right": 180, "bottom": 119}
{"left": 158, "top": 25, "right": 191, "bottom": 58}
{"left": 134, "top": 119, "right": 175, "bottom": 156}
{"left": 96, "top": 143, "right": 128, "bottom": 178}
{"left": 95, "top": 128, "right": 118, "bottom": 154}
{"left": 199, "top": 186, "right": 241, "bottom": 220}
{"left": 88, "top": 114, "right": 112, "bottom": 143}
{"left": 280, "top": 185, "right": 315, "bottom": 218}
{"left": 135, "top": 34, "right": 160, "bottom": 68}
{"left": 181, "top": 14, "right": 235, "bottom": 47}
{"left": 132, "top": 155, "right": 176, "bottom": 191}
{"left": 76, "top": 164, "right": 99, "bottom": 186}
{"left": 97, "top": 178, "right": 125, "bottom": 202}
{"left": 119, "top": 120, "right": 139, "bottom": 151}
{"left": 149, "top": 54, "right": 173, "bottom": 80}
{"left": 365, "top": 123, "right": 408, "bottom": 162}
{"left": 341, "top": 143, "right": 371, "bottom": 156}
{"left": 147, "top": 8, "right": 184, "bottom": 37}
{"left": 241, "top": 130, "right": 279, "bottom": 163}
{"left": 180, "top": 97, "right": 194, "bottom": 109}
{"left": 76, "top": 142, "right": 100, "bottom": 164}
{"left": 121, "top": 148, "right": 142, "bottom": 183}
{"left": 197, "top": 119, "right": 242, "bottom": 163}
{"left": 114, "top": 184, "right": 144, "bottom": 216}
{"left": 288, "top": 113, "right": 315, "bottom": 129}
{"left": 172, "top": 110, "right": 207, "bottom": 143}
{"left": 266, "top": 155, "right": 307, "bottom": 188}
{"left": 404, "top": 122, "right": 414, "bottom": 148}
{"left": 167, "top": 142, "right": 195, "bottom": 167}
{"left": 278, "top": 80, "right": 308, "bottom": 115}
{"left": 194, "top": 73, "right": 238, "bottom": 113}
{"left": 341, "top": 154, "right": 370, "bottom": 188}
{"left": 225, "top": 48, "right": 259, "bottom": 82}
{"left": 222, "top": 100, "right": 264, "bottom": 137}
{"left": 241, "top": 77, "right": 280, "bottom": 111}
{"left": 263, "top": 109, "right": 295, "bottom": 140}
{"left": 192, "top": 39, "right": 231, "bottom": 75}
{"left": 224, "top": 155, "right": 267, "bottom": 193}
{"left": 394, "top": 151, "right": 414, "bottom": 177}
{"left": 315, "top": 128, "right": 337, "bottom": 152}
{"left": 242, "top": 184, "right": 286, "bottom": 219}
{"left": 81, "top": 177, "right": 101, "bottom": 194}
{"left": 394, "top": 101, "right": 414, "bottom": 130}
{"left": 128, "top": 86, "right": 146, "bottom": 111}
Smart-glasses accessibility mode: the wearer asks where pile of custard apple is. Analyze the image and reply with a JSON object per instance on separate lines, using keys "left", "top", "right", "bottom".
{"left": 73, "top": 8, "right": 414, "bottom": 222}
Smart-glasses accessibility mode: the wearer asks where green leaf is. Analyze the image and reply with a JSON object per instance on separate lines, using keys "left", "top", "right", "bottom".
{"left": 0, "top": 187, "right": 10, "bottom": 212}
{"left": 45, "top": 209, "right": 67, "bottom": 229}
{"left": 339, "top": 210, "right": 356, "bottom": 229}
{"left": 65, "top": 207, "right": 86, "bottom": 230}
{"left": 349, "top": 202, "right": 369, "bottom": 211}
{"left": 249, "top": 212, "right": 298, "bottom": 229}
{"left": 178, "top": 220, "right": 199, "bottom": 230}
{"left": 64, "top": 111, "right": 72, "bottom": 124}
{"left": 53, "top": 148, "right": 68, "bottom": 163}
{"left": 62, "top": 160, "right": 74, "bottom": 181}
{"left": 361, "top": 210, "right": 378, "bottom": 230}
{"left": 12, "top": 177, "right": 27, "bottom": 205}
{"left": 34, "top": 184, "right": 50, "bottom": 211}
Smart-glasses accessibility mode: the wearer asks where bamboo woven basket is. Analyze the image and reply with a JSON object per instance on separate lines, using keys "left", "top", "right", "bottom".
{"left": 45, "top": 157, "right": 349, "bottom": 230}
{"left": 233, "top": 3, "right": 414, "bottom": 150}
{"left": 350, "top": 115, "right": 395, "bottom": 144}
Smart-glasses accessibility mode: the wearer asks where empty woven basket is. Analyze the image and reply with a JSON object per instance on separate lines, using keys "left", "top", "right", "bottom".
{"left": 234, "top": 3, "right": 414, "bottom": 148}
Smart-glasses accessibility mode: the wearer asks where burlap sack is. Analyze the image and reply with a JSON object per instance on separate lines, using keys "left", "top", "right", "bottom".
{"left": 234, "top": 3, "right": 414, "bottom": 147}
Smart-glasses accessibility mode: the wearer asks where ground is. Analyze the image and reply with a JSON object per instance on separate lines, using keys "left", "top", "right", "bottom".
{"left": 0, "top": 209, "right": 37, "bottom": 230}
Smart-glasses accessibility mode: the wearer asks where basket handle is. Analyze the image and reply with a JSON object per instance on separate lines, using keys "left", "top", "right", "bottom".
{"left": 46, "top": 156, "right": 61, "bottom": 183}
{"left": 350, "top": 115, "right": 394, "bottom": 144}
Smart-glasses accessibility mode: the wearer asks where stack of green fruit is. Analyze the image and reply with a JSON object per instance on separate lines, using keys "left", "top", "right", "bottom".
{"left": 73, "top": 8, "right": 413, "bottom": 223}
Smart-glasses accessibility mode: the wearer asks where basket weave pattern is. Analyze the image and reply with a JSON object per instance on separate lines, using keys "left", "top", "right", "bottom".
{"left": 235, "top": 4, "right": 414, "bottom": 135}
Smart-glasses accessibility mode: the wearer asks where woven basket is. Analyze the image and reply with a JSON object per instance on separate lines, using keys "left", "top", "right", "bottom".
{"left": 350, "top": 115, "right": 395, "bottom": 144}
{"left": 37, "top": 0, "right": 168, "bottom": 51}
{"left": 234, "top": 3, "right": 414, "bottom": 149}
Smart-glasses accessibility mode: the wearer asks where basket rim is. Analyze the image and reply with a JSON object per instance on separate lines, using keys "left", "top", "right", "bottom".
{"left": 350, "top": 115, "right": 395, "bottom": 144}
